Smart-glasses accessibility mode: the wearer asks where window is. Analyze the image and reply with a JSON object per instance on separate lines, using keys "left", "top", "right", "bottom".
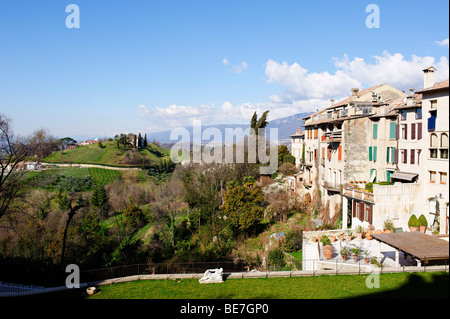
{"left": 430, "top": 100, "right": 437, "bottom": 109}
{"left": 430, "top": 133, "right": 439, "bottom": 158}
{"left": 430, "top": 171, "right": 436, "bottom": 183}
{"left": 440, "top": 172, "right": 447, "bottom": 185}
{"left": 373, "top": 123, "right": 378, "bottom": 139}
{"left": 401, "top": 124, "right": 408, "bottom": 139}
{"left": 411, "top": 123, "right": 416, "bottom": 139}
{"left": 401, "top": 149, "right": 407, "bottom": 164}
{"left": 417, "top": 123, "right": 423, "bottom": 140}
{"left": 441, "top": 133, "right": 449, "bottom": 159}
{"left": 401, "top": 109, "right": 407, "bottom": 121}
{"left": 416, "top": 108, "right": 422, "bottom": 119}
{"left": 390, "top": 122, "right": 397, "bottom": 139}
{"left": 369, "top": 146, "right": 377, "bottom": 162}
{"left": 387, "top": 147, "right": 397, "bottom": 164}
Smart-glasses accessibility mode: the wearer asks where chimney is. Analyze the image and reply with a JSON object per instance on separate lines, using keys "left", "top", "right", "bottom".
{"left": 330, "top": 98, "right": 335, "bottom": 106}
{"left": 423, "top": 66, "right": 436, "bottom": 89}
{"left": 351, "top": 88, "right": 359, "bottom": 97}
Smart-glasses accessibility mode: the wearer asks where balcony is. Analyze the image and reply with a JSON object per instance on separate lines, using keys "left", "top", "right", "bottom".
{"left": 343, "top": 185, "right": 374, "bottom": 203}
{"left": 322, "top": 130, "right": 342, "bottom": 143}
{"left": 323, "top": 181, "right": 341, "bottom": 192}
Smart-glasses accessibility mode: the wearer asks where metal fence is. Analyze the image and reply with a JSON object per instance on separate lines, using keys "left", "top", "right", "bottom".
{"left": 1, "top": 258, "right": 448, "bottom": 298}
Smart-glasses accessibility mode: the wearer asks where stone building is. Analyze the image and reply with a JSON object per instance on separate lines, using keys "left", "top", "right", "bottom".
{"left": 291, "top": 67, "right": 449, "bottom": 234}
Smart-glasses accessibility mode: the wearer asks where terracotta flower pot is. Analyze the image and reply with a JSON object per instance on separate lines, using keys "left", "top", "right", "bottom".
{"left": 356, "top": 233, "right": 363, "bottom": 239}
{"left": 375, "top": 229, "right": 383, "bottom": 235}
{"left": 339, "top": 235, "right": 344, "bottom": 242}
{"left": 343, "top": 255, "right": 348, "bottom": 262}
{"left": 323, "top": 245, "right": 334, "bottom": 260}
{"left": 383, "top": 229, "right": 393, "bottom": 234}
{"left": 365, "top": 230, "right": 373, "bottom": 240}
{"left": 419, "top": 226, "right": 426, "bottom": 233}
{"left": 331, "top": 236, "right": 336, "bottom": 242}
{"left": 409, "top": 226, "right": 418, "bottom": 232}
{"left": 346, "top": 235, "right": 352, "bottom": 242}
{"left": 364, "top": 257, "right": 369, "bottom": 264}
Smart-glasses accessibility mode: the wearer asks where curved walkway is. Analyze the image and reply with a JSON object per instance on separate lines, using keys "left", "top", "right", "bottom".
{"left": 40, "top": 162, "right": 142, "bottom": 171}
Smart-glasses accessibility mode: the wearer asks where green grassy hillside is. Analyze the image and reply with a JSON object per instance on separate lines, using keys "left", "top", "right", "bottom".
{"left": 43, "top": 141, "right": 173, "bottom": 167}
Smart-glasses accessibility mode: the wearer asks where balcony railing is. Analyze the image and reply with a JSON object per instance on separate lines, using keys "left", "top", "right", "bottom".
{"left": 323, "top": 181, "right": 341, "bottom": 192}
{"left": 343, "top": 185, "right": 374, "bottom": 203}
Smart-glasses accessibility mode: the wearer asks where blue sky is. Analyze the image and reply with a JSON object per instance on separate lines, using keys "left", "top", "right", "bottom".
{"left": 0, "top": 0, "right": 448, "bottom": 139}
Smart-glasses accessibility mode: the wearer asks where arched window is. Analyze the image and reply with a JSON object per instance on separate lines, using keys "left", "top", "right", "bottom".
{"left": 430, "top": 133, "right": 439, "bottom": 158}
{"left": 441, "top": 133, "right": 449, "bottom": 148}
{"left": 440, "top": 133, "right": 449, "bottom": 159}
{"left": 430, "top": 133, "right": 439, "bottom": 147}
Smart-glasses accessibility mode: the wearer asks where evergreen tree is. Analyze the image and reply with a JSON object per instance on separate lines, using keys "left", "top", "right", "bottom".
{"left": 144, "top": 133, "right": 148, "bottom": 147}
{"left": 138, "top": 133, "right": 142, "bottom": 148}
{"left": 90, "top": 183, "right": 109, "bottom": 212}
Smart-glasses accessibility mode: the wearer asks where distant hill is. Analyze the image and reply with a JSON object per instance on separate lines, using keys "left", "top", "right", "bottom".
{"left": 149, "top": 112, "right": 312, "bottom": 145}
{"left": 42, "top": 141, "right": 172, "bottom": 167}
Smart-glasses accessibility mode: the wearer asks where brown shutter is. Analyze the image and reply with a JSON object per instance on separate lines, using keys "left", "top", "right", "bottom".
{"left": 395, "top": 124, "right": 399, "bottom": 140}
{"left": 410, "top": 149, "right": 415, "bottom": 164}
{"left": 405, "top": 125, "right": 408, "bottom": 140}
{"left": 338, "top": 145, "right": 342, "bottom": 161}
{"left": 417, "top": 123, "right": 422, "bottom": 140}
{"left": 368, "top": 205, "right": 373, "bottom": 224}
{"left": 359, "top": 202, "right": 365, "bottom": 221}
{"left": 411, "top": 123, "right": 416, "bottom": 139}
{"left": 353, "top": 200, "right": 357, "bottom": 218}
{"left": 394, "top": 149, "right": 399, "bottom": 164}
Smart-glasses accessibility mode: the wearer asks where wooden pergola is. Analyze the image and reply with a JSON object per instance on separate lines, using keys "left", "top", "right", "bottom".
{"left": 371, "top": 232, "right": 449, "bottom": 266}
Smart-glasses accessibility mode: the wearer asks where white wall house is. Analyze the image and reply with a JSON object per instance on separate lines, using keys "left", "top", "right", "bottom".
{"left": 416, "top": 68, "right": 449, "bottom": 234}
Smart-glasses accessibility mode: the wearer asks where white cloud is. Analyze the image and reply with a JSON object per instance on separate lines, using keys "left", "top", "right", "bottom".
{"left": 139, "top": 51, "right": 449, "bottom": 132}
{"left": 436, "top": 38, "right": 449, "bottom": 48}
{"left": 266, "top": 51, "right": 449, "bottom": 103}
{"left": 333, "top": 51, "right": 449, "bottom": 90}
{"left": 223, "top": 58, "right": 248, "bottom": 74}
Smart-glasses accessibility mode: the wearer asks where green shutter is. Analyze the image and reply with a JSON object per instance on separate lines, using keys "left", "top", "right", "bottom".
{"left": 390, "top": 122, "right": 396, "bottom": 139}
{"left": 373, "top": 124, "right": 378, "bottom": 139}
{"left": 369, "top": 146, "right": 373, "bottom": 161}
{"left": 392, "top": 147, "right": 396, "bottom": 163}
{"left": 373, "top": 146, "right": 377, "bottom": 162}
{"left": 387, "top": 147, "right": 390, "bottom": 163}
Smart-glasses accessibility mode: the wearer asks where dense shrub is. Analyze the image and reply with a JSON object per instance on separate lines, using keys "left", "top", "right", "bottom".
{"left": 268, "top": 247, "right": 286, "bottom": 270}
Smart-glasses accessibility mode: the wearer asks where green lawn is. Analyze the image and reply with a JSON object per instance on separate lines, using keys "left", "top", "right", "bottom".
{"left": 88, "top": 167, "right": 120, "bottom": 185}
{"left": 43, "top": 141, "right": 171, "bottom": 167}
{"left": 85, "top": 272, "right": 448, "bottom": 299}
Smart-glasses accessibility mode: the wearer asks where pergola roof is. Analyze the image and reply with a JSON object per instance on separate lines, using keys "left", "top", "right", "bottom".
{"left": 371, "top": 232, "right": 449, "bottom": 262}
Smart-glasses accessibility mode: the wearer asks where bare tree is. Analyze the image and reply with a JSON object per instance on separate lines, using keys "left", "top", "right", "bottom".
{"left": 0, "top": 113, "right": 57, "bottom": 220}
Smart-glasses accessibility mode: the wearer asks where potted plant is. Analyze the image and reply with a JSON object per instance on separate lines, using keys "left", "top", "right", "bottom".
{"left": 331, "top": 235, "right": 336, "bottom": 242}
{"left": 346, "top": 230, "right": 353, "bottom": 242}
{"left": 321, "top": 235, "right": 334, "bottom": 260}
{"left": 351, "top": 247, "right": 361, "bottom": 262}
{"left": 355, "top": 225, "right": 364, "bottom": 239}
{"left": 408, "top": 214, "right": 419, "bottom": 232}
{"left": 339, "top": 233, "right": 345, "bottom": 242}
{"left": 340, "top": 246, "right": 349, "bottom": 262}
{"left": 383, "top": 219, "right": 394, "bottom": 233}
{"left": 363, "top": 250, "right": 370, "bottom": 264}
{"left": 418, "top": 214, "right": 428, "bottom": 233}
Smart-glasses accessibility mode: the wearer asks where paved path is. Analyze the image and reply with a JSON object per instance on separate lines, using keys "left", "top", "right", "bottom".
{"left": 40, "top": 162, "right": 141, "bottom": 171}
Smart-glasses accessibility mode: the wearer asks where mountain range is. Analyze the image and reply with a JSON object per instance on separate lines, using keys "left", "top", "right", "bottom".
{"left": 148, "top": 112, "right": 312, "bottom": 145}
